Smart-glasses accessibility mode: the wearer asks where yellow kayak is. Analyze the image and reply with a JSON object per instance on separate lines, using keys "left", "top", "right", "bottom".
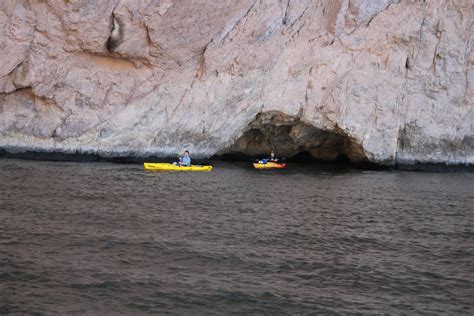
{"left": 144, "top": 163, "right": 212, "bottom": 172}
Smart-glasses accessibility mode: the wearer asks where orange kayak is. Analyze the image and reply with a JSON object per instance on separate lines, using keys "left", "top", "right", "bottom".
{"left": 253, "top": 162, "right": 286, "bottom": 169}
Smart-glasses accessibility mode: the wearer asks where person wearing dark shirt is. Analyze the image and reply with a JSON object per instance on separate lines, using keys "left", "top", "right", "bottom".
{"left": 269, "top": 150, "right": 278, "bottom": 162}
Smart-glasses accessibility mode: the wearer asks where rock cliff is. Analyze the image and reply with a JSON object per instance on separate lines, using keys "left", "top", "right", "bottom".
{"left": 0, "top": 0, "right": 472, "bottom": 165}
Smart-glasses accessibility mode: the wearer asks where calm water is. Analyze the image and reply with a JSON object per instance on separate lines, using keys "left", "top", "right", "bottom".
{"left": 0, "top": 158, "right": 473, "bottom": 315}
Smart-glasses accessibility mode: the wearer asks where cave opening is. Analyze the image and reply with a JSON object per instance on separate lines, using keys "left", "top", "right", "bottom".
{"left": 288, "top": 151, "right": 314, "bottom": 162}
{"left": 214, "top": 111, "right": 368, "bottom": 166}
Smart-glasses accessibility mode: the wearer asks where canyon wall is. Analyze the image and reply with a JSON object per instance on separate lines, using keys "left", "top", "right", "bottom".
{"left": 0, "top": 0, "right": 472, "bottom": 165}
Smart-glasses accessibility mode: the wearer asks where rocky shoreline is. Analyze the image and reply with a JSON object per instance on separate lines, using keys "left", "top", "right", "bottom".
{"left": 1, "top": 147, "right": 472, "bottom": 173}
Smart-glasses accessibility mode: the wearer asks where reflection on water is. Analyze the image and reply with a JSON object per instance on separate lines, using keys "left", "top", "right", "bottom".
{"left": 0, "top": 159, "right": 473, "bottom": 314}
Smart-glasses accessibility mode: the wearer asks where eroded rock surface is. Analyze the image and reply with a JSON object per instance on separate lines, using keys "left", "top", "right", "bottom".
{"left": 0, "top": 0, "right": 472, "bottom": 165}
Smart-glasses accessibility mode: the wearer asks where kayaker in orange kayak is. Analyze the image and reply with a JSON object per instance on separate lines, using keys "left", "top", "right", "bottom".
{"left": 253, "top": 151, "right": 286, "bottom": 169}
{"left": 257, "top": 150, "right": 282, "bottom": 164}
{"left": 269, "top": 150, "right": 278, "bottom": 162}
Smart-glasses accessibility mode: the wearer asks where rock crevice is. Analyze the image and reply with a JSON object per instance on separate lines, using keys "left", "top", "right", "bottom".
{"left": 106, "top": 13, "right": 123, "bottom": 53}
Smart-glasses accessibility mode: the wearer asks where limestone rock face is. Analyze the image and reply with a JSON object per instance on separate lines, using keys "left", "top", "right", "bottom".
{"left": 0, "top": 0, "right": 472, "bottom": 165}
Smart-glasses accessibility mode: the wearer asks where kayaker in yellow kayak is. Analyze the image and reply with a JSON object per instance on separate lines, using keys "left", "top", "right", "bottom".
{"left": 173, "top": 150, "right": 191, "bottom": 166}
{"left": 145, "top": 150, "right": 212, "bottom": 171}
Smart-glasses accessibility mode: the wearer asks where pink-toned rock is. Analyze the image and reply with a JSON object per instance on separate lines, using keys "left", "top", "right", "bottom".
{"left": 0, "top": 0, "right": 472, "bottom": 165}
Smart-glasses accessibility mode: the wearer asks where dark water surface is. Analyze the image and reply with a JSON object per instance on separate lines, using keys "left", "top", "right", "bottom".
{"left": 0, "top": 158, "right": 473, "bottom": 315}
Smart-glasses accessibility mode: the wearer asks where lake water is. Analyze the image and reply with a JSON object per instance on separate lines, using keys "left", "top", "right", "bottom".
{"left": 0, "top": 158, "right": 473, "bottom": 314}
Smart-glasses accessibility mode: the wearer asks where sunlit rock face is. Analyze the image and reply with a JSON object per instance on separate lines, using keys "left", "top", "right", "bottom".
{"left": 0, "top": 0, "right": 472, "bottom": 165}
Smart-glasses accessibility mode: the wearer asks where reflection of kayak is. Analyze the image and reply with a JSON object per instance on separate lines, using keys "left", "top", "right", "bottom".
{"left": 253, "top": 162, "right": 286, "bottom": 169}
{"left": 144, "top": 163, "right": 212, "bottom": 171}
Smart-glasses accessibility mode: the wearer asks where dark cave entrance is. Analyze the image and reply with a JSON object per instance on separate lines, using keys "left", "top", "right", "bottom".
{"left": 215, "top": 111, "right": 368, "bottom": 164}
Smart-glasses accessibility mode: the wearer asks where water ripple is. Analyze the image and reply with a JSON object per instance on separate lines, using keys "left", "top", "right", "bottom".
{"left": 0, "top": 159, "right": 473, "bottom": 314}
